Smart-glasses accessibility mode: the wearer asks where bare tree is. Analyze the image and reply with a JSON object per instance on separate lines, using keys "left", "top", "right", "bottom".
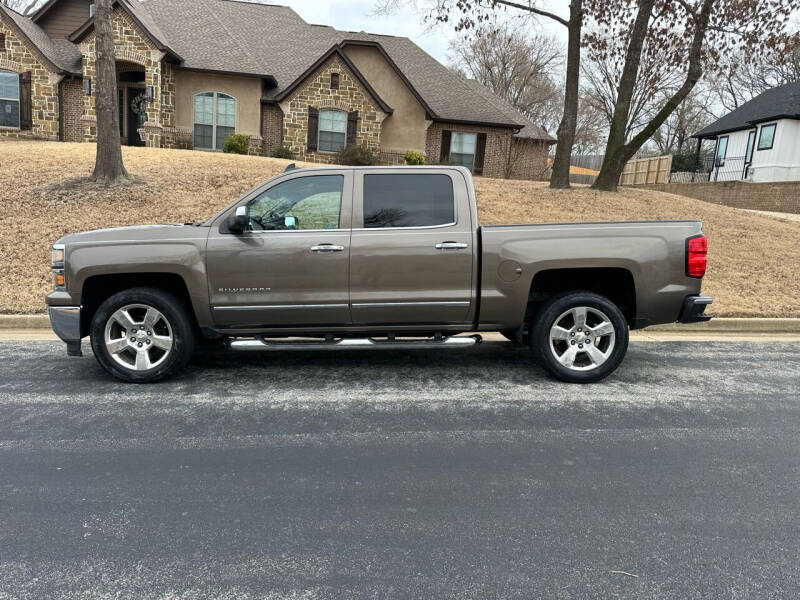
{"left": 589, "top": 0, "right": 799, "bottom": 191}
{"left": 376, "top": 0, "right": 584, "bottom": 190}
{"left": 710, "top": 42, "right": 800, "bottom": 112}
{"left": 89, "top": 0, "right": 128, "bottom": 185}
{"left": 447, "top": 23, "right": 562, "bottom": 134}
{"left": 1, "top": 0, "right": 39, "bottom": 16}
{"left": 582, "top": 34, "right": 683, "bottom": 144}
{"left": 650, "top": 85, "right": 715, "bottom": 155}
{"left": 571, "top": 94, "right": 606, "bottom": 155}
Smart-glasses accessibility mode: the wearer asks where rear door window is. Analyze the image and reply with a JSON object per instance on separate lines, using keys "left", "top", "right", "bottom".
{"left": 363, "top": 174, "right": 454, "bottom": 228}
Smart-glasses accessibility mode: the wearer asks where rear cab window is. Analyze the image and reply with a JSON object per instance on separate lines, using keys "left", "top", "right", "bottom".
{"left": 361, "top": 174, "right": 455, "bottom": 228}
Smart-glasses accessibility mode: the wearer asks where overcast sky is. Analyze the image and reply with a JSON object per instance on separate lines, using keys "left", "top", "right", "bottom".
{"left": 269, "top": 0, "right": 569, "bottom": 66}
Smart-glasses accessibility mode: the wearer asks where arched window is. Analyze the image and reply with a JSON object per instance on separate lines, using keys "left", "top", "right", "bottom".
{"left": 194, "top": 92, "right": 236, "bottom": 150}
{"left": 318, "top": 109, "right": 347, "bottom": 152}
{"left": 0, "top": 70, "right": 20, "bottom": 129}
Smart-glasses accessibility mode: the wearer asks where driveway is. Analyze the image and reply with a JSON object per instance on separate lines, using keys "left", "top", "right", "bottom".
{"left": 1, "top": 340, "right": 798, "bottom": 599}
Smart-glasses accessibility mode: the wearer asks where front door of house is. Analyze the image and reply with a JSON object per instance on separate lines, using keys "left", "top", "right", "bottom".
{"left": 128, "top": 89, "right": 147, "bottom": 146}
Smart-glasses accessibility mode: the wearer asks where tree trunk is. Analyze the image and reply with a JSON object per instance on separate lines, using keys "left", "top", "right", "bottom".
{"left": 549, "top": 0, "right": 582, "bottom": 189}
{"left": 592, "top": 0, "right": 714, "bottom": 191}
{"left": 591, "top": 0, "right": 655, "bottom": 192}
{"left": 90, "top": 0, "right": 128, "bottom": 185}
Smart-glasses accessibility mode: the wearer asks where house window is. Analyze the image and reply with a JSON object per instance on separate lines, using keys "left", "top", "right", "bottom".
{"left": 0, "top": 32, "right": 6, "bottom": 52}
{"left": 450, "top": 132, "right": 477, "bottom": 171}
{"left": 330, "top": 72, "right": 339, "bottom": 90}
{"left": 757, "top": 123, "right": 776, "bottom": 150}
{"left": 745, "top": 130, "right": 756, "bottom": 164}
{"left": 193, "top": 92, "right": 236, "bottom": 151}
{"left": 715, "top": 135, "right": 728, "bottom": 167}
{"left": 318, "top": 109, "right": 346, "bottom": 152}
{"left": 0, "top": 71, "right": 20, "bottom": 128}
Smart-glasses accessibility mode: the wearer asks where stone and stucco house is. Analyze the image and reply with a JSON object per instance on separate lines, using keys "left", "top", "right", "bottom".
{"left": 0, "top": 0, "right": 555, "bottom": 179}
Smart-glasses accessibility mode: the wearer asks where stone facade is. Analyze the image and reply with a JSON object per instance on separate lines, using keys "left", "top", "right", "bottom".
{"left": 279, "top": 55, "right": 385, "bottom": 163}
{"left": 0, "top": 16, "right": 62, "bottom": 140}
{"left": 78, "top": 7, "right": 164, "bottom": 146}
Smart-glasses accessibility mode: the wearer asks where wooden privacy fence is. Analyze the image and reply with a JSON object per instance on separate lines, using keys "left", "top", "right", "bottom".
{"left": 620, "top": 155, "right": 672, "bottom": 185}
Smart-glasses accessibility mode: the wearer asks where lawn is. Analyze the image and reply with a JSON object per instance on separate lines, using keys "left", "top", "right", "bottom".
{"left": 1, "top": 140, "right": 798, "bottom": 317}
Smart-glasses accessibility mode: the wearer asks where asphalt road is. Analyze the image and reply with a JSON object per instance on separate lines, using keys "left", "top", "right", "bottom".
{"left": 1, "top": 340, "right": 799, "bottom": 599}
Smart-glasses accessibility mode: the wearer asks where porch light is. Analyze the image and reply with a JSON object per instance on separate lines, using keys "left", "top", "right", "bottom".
{"left": 146, "top": 85, "right": 155, "bottom": 102}
{"left": 83, "top": 77, "right": 91, "bottom": 96}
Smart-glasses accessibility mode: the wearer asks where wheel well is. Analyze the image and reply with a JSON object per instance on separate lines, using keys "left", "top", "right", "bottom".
{"left": 80, "top": 273, "right": 197, "bottom": 337}
{"left": 526, "top": 268, "right": 636, "bottom": 326}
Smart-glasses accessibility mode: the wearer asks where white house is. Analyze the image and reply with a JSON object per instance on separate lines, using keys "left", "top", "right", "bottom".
{"left": 692, "top": 82, "right": 800, "bottom": 183}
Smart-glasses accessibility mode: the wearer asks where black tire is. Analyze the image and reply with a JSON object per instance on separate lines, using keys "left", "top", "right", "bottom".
{"left": 90, "top": 287, "right": 196, "bottom": 383}
{"left": 530, "top": 291, "right": 629, "bottom": 383}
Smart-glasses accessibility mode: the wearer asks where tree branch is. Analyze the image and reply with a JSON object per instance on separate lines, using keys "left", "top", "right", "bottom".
{"left": 494, "top": 0, "right": 569, "bottom": 27}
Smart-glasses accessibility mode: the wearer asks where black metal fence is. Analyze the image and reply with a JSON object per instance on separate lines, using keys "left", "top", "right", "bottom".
{"left": 669, "top": 155, "right": 749, "bottom": 183}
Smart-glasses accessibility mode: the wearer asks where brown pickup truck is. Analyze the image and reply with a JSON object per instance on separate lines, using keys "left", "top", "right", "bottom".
{"left": 46, "top": 165, "right": 712, "bottom": 383}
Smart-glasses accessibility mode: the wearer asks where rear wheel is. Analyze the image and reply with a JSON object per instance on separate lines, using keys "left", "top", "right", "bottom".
{"left": 90, "top": 287, "right": 196, "bottom": 383}
{"left": 531, "top": 291, "right": 628, "bottom": 383}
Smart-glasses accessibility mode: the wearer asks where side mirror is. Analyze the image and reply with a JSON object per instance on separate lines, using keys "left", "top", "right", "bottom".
{"left": 227, "top": 206, "right": 248, "bottom": 233}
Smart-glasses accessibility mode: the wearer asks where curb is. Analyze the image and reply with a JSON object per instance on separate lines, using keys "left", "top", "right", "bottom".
{"left": 1, "top": 315, "right": 799, "bottom": 334}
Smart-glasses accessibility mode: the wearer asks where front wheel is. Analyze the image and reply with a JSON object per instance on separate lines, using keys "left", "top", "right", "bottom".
{"left": 530, "top": 291, "right": 629, "bottom": 383}
{"left": 90, "top": 287, "right": 196, "bottom": 383}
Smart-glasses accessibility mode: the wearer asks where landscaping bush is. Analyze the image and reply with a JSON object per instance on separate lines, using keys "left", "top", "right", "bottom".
{"left": 271, "top": 145, "right": 295, "bottom": 159}
{"left": 334, "top": 144, "right": 380, "bottom": 166}
{"left": 222, "top": 133, "right": 250, "bottom": 155}
{"left": 404, "top": 150, "right": 425, "bottom": 165}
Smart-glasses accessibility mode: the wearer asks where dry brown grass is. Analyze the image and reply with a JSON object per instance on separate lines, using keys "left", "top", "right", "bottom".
{"left": 1, "top": 140, "right": 798, "bottom": 317}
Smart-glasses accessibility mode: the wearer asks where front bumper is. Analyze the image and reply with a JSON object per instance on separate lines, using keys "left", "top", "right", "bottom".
{"left": 48, "top": 305, "right": 83, "bottom": 356}
{"left": 678, "top": 295, "right": 713, "bottom": 324}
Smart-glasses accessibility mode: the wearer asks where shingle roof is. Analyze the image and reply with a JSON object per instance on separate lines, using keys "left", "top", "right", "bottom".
{"left": 461, "top": 77, "right": 555, "bottom": 142}
{"left": 0, "top": 4, "right": 82, "bottom": 73}
{"left": 136, "top": 0, "right": 553, "bottom": 136}
{"left": 693, "top": 82, "right": 800, "bottom": 139}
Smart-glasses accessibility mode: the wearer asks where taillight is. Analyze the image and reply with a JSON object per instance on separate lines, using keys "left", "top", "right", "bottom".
{"left": 686, "top": 235, "right": 707, "bottom": 278}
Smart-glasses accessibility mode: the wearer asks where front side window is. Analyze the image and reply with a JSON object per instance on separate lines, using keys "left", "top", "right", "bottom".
{"left": 319, "top": 109, "right": 347, "bottom": 152}
{"left": 758, "top": 123, "right": 776, "bottom": 150}
{"left": 450, "top": 132, "right": 477, "bottom": 171}
{"left": 715, "top": 136, "right": 728, "bottom": 166}
{"left": 247, "top": 175, "right": 343, "bottom": 231}
{"left": 0, "top": 70, "right": 20, "bottom": 128}
{"left": 194, "top": 92, "right": 236, "bottom": 151}
{"left": 363, "top": 174, "right": 454, "bottom": 228}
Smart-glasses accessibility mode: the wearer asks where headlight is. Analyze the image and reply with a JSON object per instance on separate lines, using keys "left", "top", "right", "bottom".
{"left": 52, "top": 244, "right": 65, "bottom": 268}
{"left": 52, "top": 244, "right": 66, "bottom": 289}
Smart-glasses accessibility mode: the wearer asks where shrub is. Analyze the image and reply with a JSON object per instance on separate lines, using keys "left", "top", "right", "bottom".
{"left": 404, "top": 150, "right": 425, "bottom": 165}
{"left": 334, "top": 144, "right": 380, "bottom": 166}
{"left": 271, "top": 145, "right": 295, "bottom": 159}
{"left": 222, "top": 133, "right": 250, "bottom": 155}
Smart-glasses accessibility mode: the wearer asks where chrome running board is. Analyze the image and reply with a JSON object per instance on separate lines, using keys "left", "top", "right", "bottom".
{"left": 227, "top": 334, "right": 482, "bottom": 351}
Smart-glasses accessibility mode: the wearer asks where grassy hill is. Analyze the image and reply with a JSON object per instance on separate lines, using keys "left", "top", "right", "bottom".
{"left": 2, "top": 140, "right": 798, "bottom": 317}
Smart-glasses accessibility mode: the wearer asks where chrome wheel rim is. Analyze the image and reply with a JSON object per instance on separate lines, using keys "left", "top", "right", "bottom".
{"left": 103, "top": 304, "right": 174, "bottom": 371}
{"left": 549, "top": 306, "right": 615, "bottom": 372}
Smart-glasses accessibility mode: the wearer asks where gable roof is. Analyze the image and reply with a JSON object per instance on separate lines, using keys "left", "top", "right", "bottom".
{"left": 272, "top": 45, "right": 393, "bottom": 114}
{"left": 0, "top": 3, "right": 82, "bottom": 74}
{"left": 693, "top": 82, "right": 800, "bottom": 139}
{"left": 69, "top": 0, "right": 182, "bottom": 63}
{"left": 125, "top": 0, "right": 546, "bottom": 133}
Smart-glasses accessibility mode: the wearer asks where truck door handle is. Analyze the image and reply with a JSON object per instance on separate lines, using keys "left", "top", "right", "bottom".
{"left": 436, "top": 242, "right": 468, "bottom": 250}
{"left": 311, "top": 244, "right": 344, "bottom": 253}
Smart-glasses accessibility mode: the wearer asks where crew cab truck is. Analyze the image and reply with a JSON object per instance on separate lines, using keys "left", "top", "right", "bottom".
{"left": 46, "top": 165, "right": 712, "bottom": 384}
